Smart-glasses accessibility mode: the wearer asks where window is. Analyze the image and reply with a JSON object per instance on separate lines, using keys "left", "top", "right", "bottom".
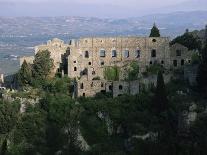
{"left": 112, "top": 50, "right": 117, "bottom": 57}
{"left": 74, "top": 67, "right": 77, "bottom": 71}
{"left": 73, "top": 61, "right": 76, "bottom": 63}
{"left": 100, "top": 50, "right": 106, "bottom": 57}
{"left": 88, "top": 62, "right": 92, "bottom": 65}
{"left": 151, "top": 49, "right": 156, "bottom": 57}
{"left": 85, "top": 51, "right": 89, "bottom": 58}
{"left": 181, "top": 59, "right": 184, "bottom": 66}
{"left": 150, "top": 61, "right": 152, "bottom": 65}
{"left": 92, "top": 71, "right": 96, "bottom": 75}
{"left": 176, "top": 50, "right": 181, "bottom": 56}
{"left": 101, "top": 82, "right": 104, "bottom": 87}
{"left": 101, "top": 61, "right": 104, "bottom": 66}
{"left": 173, "top": 60, "right": 177, "bottom": 67}
{"left": 161, "top": 60, "right": 164, "bottom": 64}
{"left": 83, "top": 93, "right": 85, "bottom": 97}
{"left": 119, "top": 85, "right": 123, "bottom": 90}
{"left": 80, "top": 83, "right": 84, "bottom": 89}
{"left": 135, "top": 50, "right": 140, "bottom": 58}
{"left": 124, "top": 50, "right": 129, "bottom": 58}
{"left": 188, "top": 60, "right": 191, "bottom": 64}
{"left": 152, "top": 39, "right": 157, "bottom": 42}
{"left": 109, "top": 85, "right": 113, "bottom": 91}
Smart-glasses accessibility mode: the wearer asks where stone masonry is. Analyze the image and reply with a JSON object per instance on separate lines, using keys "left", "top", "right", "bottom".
{"left": 20, "top": 36, "right": 193, "bottom": 97}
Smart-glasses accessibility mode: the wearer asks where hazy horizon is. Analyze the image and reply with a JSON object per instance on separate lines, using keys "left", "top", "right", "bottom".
{"left": 1, "top": 0, "right": 207, "bottom": 18}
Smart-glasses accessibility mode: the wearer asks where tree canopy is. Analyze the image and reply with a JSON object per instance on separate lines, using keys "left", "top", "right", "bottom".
{"left": 149, "top": 23, "right": 161, "bottom": 37}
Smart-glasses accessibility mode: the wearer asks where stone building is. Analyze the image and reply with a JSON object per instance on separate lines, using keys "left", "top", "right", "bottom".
{"left": 20, "top": 36, "right": 193, "bottom": 97}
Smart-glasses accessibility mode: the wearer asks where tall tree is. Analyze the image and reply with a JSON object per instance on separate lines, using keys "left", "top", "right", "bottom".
{"left": 32, "top": 50, "right": 54, "bottom": 81}
{"left": 18, "top": 60, "right": 32, "bottom": 86}
{"left": 153, "top": 71, "right": 168, "bottom": 113}
{"left": 197, "top": 26, "right": 207, "bottom": 95}
{"left": 149, "top": 23, "right": 160, "bottom": 37}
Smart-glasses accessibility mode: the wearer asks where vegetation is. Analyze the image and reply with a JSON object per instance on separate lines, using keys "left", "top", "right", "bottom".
{"left": 197, "top": 34, "right": 207, "bottom": 96}
{"left": 104, "top": 66, "right": 120, "bottom": 81}
{"left": 149, "top": 23, "right": 160, "bottom": 37}
{"left": 2, "top": 31, "right": 207, "bottom": 154}
{"left": 127, "top": 61, "right": 139, "bottom": 81}
{"left": 18, "top": 60, "right": 32, "bottom": 86}
{"left": 170, "top": 30, "right": 202, "bottom": 50}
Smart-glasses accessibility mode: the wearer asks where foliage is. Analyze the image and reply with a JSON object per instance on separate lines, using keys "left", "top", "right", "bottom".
{"left": 197, "top": 35, "right": 207, "bottom": 96}
{"left": 18, "top": 60, "right": 32, "bottom": 86}
{"left": 104, "top": 66, "right": 120, "bottom": 81}
{"left": 92, "top": 76, "right": 100, "bottom": 80}
{"left": 32, "top": 50, "right": 54, "bottom": 83}
{"left": 146, "top": 64, "right": 164, "bottom": 75}
{"left": 127, "top": 61, "right": 139, "bottom": 81}
{"left": 191, "top": 52, "right": 200, "bottom": 65}
{"left": 170, "top": 31, "right": 202, "bottom": 50}
{"left": 149, "top": 23, "right": 160, "bottom": 37}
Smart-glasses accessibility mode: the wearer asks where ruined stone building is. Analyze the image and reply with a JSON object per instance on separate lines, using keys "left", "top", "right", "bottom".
{"left": 20, "top": 36, "right": 194, "bottom": 97}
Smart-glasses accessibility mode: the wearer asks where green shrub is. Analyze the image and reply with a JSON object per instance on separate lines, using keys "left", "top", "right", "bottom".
{"left": 104, "top": 66, "right": 120, "bottom": 81}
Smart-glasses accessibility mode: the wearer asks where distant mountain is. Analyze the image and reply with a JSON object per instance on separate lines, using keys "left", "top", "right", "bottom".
{"left": 0, "top": 11, "right": 207, "bottom": 38}
{"left": 0, "top": 10, "right": 207, "bottom": 75}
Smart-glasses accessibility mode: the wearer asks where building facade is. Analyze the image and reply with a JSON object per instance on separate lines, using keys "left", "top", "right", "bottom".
{"left": 20, "top": 36, "right": 193, "bottom": 97}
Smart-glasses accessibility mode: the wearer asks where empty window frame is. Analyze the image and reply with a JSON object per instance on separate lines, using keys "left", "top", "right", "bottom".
{"left": 181, "top": 59, "right": 184, "bottom": 66}
{"left": 176, "top": 50, "right": 181, "bottom": 56}
{"left": 85, "top": 51, "right": 89, "bottom": 58}
{"left": 135, "top": 50, "right": 140, "bottom": 58}
{"left": 100, "top": 49, "right": 106, "bottom": 57}
{"left": 112, "top": 50, "right": 117, "bottom": 57}
{"left": 151, "top": 49, "right": 156, "bottom": 57}
{"left": 173, "top": 60, "right": 177, "bottom": 67}
{"left": 124, "top": 50, "right": 129, "bottom": 58}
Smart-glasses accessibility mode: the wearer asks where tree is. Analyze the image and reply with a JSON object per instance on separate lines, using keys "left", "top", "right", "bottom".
{"left": 18, "top": 60, "right": 32, "bottom": 86}
{"left": 149, "top": 23, "right": 160, "bottom": 37}
{"left": 153, "top": 71, "right": 168, "bottom": 113}
{"left": 197, "top": 29, "right": 207, "bottom": 95}
{"left": 170, "top": 30, "right": 202, "bottom": 51}
{"left": 32, "top": 50, "right": 54, "bottom": 81}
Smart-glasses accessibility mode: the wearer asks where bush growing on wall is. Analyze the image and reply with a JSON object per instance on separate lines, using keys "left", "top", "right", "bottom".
{"left": 104, "top": 66, "right": 120, "bottom": 81}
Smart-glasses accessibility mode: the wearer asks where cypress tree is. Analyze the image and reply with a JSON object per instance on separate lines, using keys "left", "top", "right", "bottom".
{"left": 18, "top": 60, "right": 32, "bottom": 86}
{"left": 0, "top": 139, "right": 7, "bottom": 155}
{"left": 149, "top": 23, "right": 161, "bottom": 37}
{"left": 153, "top": 70, "right": 168, "bottom": 114}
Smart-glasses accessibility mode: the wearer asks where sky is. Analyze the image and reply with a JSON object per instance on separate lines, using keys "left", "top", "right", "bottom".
{"left": 0, "top": 0, "right": 205, "bottom": 18}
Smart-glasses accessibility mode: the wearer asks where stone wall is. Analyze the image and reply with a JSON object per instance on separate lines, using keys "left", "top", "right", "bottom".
{"left": 19, "top": 56, "right": 35, "bottom": 66}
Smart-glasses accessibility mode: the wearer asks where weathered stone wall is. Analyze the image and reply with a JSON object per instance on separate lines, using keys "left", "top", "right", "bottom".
{"left": 170, "top": 43, "right": 193, "bottom": 68}
{"left": 19, "top": 56, "right": 35, "bottom": 66}
{"left": 113, "top": 80, "right": 139, "bottom": 97}
{"left": 68, "top": 37, "right": 171, "bottom": 79}
{"left": 34, "top": 38, "right": 69, "bottom": 74}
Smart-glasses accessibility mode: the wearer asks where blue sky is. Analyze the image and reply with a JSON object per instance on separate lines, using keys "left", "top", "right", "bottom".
{"left": 0, "top": 0, "right": 206, "bottom": 18}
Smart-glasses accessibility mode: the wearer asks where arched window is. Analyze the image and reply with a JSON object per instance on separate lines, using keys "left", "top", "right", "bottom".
{"left": 80, "top": 83, "right": 84, "bottom": 89}
{"left": 119, "top": 85, "right": 123, "bottom": 90}
{"left": 151, "top": 49, "right": 156, "bottom": 57}
{"left": 74, "top": 67, "right": 77, "bottom": 71}
{"left": 135, "top": 50, "right": 140, "bottom": 58}
{"left": 112, "top": 50, "right": 117, "bottom": 57}
{"left": 85, "top": 51, "right": 89, "bottom": 58}
{"left": 88, "top": 62, "right": 92, "bottom": 65}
